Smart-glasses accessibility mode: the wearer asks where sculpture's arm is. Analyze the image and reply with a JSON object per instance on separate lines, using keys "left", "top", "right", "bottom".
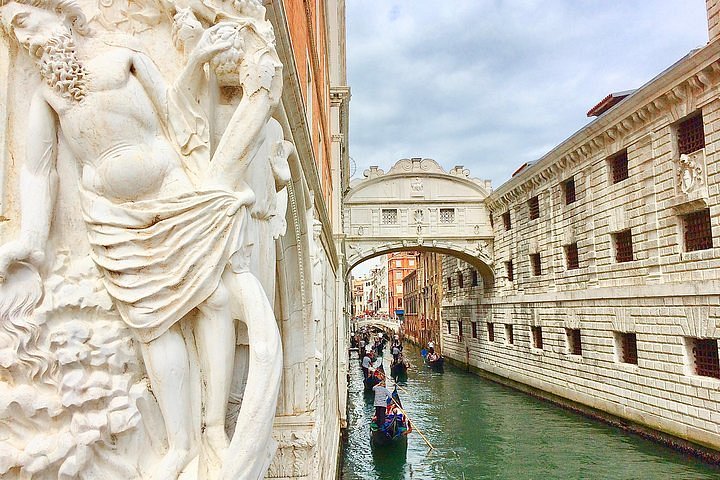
{"left": 0, "top": 92, "right": 58, "bottom": 279}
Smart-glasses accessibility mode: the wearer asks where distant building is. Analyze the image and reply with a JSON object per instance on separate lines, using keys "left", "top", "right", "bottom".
{"left": 403, "top": 252, "right": 443, "bottom": 347}
{"left": 387, "top": 252, "right": 418, "bottom": 318}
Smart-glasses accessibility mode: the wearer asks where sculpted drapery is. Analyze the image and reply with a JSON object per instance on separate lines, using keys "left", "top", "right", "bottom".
{"left": 0, "top": 0, "right": 291, "bottom": 478}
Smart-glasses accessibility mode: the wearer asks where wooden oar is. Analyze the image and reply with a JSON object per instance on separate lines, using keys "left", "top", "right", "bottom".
{"left": 386, "top": 395, "right": 435, "bottom": 451}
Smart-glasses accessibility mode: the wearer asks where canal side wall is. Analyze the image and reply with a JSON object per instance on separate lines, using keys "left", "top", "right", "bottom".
{"left": 441, "top": 36, "right": 720, "bottom": 456}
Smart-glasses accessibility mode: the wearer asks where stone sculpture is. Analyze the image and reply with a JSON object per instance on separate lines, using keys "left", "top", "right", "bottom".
{"left": 0, "top": 0, "right": 290, "bottom": 478}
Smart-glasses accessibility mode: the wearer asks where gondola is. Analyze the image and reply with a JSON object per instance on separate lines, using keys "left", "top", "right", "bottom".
{"left": 370, "top": 386, "right": 410, "bottom": 447}
{"left": 425, "top": 354, "right": 444, "bottom": 371}
{"left": 390, "top": 357, "right": 408, "bottom": 380}
{"left": 363, "top": 364, "right": 384, "bottom": 392}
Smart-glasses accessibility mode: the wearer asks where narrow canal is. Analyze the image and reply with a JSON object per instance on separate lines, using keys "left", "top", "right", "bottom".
{"left": 341, "top": 344, "right": 720, "bottom": 480}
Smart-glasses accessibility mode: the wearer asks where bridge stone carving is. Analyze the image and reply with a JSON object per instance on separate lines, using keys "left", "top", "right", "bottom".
{"left": 344, "top": 158, "right": 495, "bottom": 286}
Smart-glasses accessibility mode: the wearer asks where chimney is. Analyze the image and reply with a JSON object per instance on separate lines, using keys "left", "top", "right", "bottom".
{"left": 708, "top": 0, "right": 720, "bottom": 43}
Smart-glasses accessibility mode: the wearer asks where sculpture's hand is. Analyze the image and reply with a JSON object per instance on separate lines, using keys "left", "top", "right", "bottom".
{"left": 0, "top": 241, "right": 44, "bottom": 283}
{"left": 189, "top": 22, "right": 240, "bottom": 66}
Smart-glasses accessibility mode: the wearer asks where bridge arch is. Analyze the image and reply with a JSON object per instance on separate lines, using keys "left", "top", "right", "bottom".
{"left": 343, "top": 158, "right": 495, "bottom": 290}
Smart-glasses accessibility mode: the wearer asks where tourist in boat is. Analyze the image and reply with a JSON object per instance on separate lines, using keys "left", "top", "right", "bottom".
{"left": 391, "top": 343, "right": 401, "bottom": 361}
{"left": 361, "top": 351, "right": 372, "bottom": 378}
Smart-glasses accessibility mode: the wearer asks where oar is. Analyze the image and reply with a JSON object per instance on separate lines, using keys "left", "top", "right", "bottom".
{"left": 386, "top": 395, "right": 435, "bottom": 451}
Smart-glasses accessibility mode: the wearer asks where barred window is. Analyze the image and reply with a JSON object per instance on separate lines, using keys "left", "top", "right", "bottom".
{"left": 688, "top": 337, "right": 720, "bottom": 379}
{"left": 505, "top": 260, "right": 514, "bottom": 282}
{"left": 487, "top": 322, "right": 495, "bottom": 342}
{"left": 683, "top": 209, "right": 713, "bottom": 252}
{"left": 440, "top": 208, "right": 455, "bottom": 224}
{"left": 564, "top": 177, "right": 576, "bottom": 205}
{"left": 565, "top": 243, "right": 580, "bottom": 270}
{"left": 458, "top": 272, "right": 464, "bottom": 288}
{"left": 609, "top": 150, "right": 629, "bottom": 184}
{"left": 566, "top": 328, "right": 582, "bottom": 356}
{"left": 614, "top": 229, "right": 634, "bottom": 263}
{"left": 471, "top": 270, "right": 478, "bottom": 287}
{"left": 528, "top": 196, "right": 540, "bottom": 220}
{"left": 381, "top": 208, "right": 398, "bottom": 225}
{"left": 616, "top": 332, "right": 638, "bottom": 364}
{"left": 447, "top": 277, "right": 452, "bottom": 290}
{"left": 531, "top": 326, "right": 543, "bottom": 350}
{"left": 471, "top": 321, "right": 478, "bottom": 339}
{"left": 677, "top": 114, "right": 705, "bottom": 155}
{"left": 530, "top": 253, "right": 542, "bottom": 276}
{"left": 503, "top": 211, "right": 512, "bottom": 230}
{"left": 458, "top": 321, "right": 464, "bottom": 338}
{"left": 505, "top": 324, "right": 514, "bottom": 345}
{"left": 447, "top": 321, "right": 451, "bottom": 334}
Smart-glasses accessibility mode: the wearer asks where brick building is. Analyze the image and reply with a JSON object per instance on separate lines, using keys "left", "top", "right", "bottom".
{"left": 387, "top": 251, "right": 418, "bottom": 318}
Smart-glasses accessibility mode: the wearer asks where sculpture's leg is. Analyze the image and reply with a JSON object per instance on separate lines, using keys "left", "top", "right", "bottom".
{"left": 195, "top": 281, "right": 236, "bottom": 479}
{"left": 140, "top": 325, "right": 194, "bottom": 480}
{"left": 221, "top": 270, "right": 282, "bottom": 480}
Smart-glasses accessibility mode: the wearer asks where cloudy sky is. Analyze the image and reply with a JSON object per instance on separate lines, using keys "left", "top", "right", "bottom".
{"left": 346, "top": 0, "right": 709, "bottom": 188}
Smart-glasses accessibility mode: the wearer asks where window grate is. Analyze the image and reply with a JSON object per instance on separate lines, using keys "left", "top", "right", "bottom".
{"left": 503, "top": 211, "right": 512, "bottom": 230}
{"left": 567, "top": 328, "right": 582, "bottom": 355}
{"left": 684, "top": 209, "right": 713, "bottom": 252}
{"left": 678, "top": 114, "right": 705, "bottom": 155}
{"left": 620, "top": 332, "right": 638, "bottom": 364}
{"left": 487, "top": 323, "right": 495, "bottom": 342}
{"left": 506, "top": 261, "right": 514, "bottom": 281}
{"left": 446, "top": 321, "right": 451, "bottom": 334}
{"left": 381, "top": 209, "right": 398, "bottom": 225}
{"left": 458, "top": 272, "right": 464, "bottom": 288}
{"left": 531, "top": 326, "right": 543, "bottom": 349}
{"left": 458, "top": 321, "right": 463, "bottom": 338}
{"left": 505, "top": 324, "right": 514, "bottom": 345}
{"left": 471, "top": 321, "right": 478, "bottom": 339}
{"left": 564, "top": 178, "right": 576, "bottom": 205}
{"left": 447, "top": 277, "right": 452, "bottom": 290}
{"left": 528, "top": 196, "right": 540, "bottom": 220}
{"left": 440, "top": 208, "right": 455, "bottom": 224}
{"left": 471, "top": 270, "right": 478, "bottom": 287}
{"left": 610, "top": 150, "right": 629, "bottom": 184}
{"left": 692, "top": 338, "right": 720, "bottom": 378}
{"left": 565, "top": 243, "right": 580, "bottom": 270}
{"left": 530, "top": 253, "right": 542, "bottom": 276}
{"left": 614, "top": 229, "right": 634, "bottom": 263}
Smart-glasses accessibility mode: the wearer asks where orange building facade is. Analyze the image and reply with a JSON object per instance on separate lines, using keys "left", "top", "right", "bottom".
{"left": 387, "top": 251, "right": 418, "bottom": 318}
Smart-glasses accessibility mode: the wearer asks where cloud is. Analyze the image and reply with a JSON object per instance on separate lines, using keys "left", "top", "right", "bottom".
{"left": 346, "top": 0, "right": 709, "bottom": 186}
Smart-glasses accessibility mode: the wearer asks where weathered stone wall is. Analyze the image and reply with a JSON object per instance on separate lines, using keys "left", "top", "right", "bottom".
{"left": 440, "top": 37, "right": 720, "bottom": 453}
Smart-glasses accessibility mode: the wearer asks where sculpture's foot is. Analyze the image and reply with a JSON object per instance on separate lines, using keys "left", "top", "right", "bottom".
{"left": 149, "top": 448, "right": 192, "bottom": 480}
{"left": 199, "top": 426, "right": 229, "bottom": 480}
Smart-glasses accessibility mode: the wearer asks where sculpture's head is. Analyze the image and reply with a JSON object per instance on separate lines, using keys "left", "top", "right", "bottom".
{"left": 0, "top": 0, "right": 88, "bottom": 58}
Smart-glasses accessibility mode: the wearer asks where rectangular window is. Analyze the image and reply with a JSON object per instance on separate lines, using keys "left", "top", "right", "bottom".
{"left": 503, "top": 211, "right": 511, "bottom": 230}
{"left": 447, "top": 277, "right": 452, "bottom": 290}
{"left": 440, "top": 208, "right": 455, "bottom": 223}
{"left": 689, "top": 338, "right": 720, "bottom": 378}
{"left": 613, "top": 229, "right": 634, "bottom": 263}
{"left": 609, "top": 150, "right": 629, "bottom": 184}
{"left": 471, "top": 270, "right": 478, "bottom": 287}
{"left": 615, "top": 332, "right": 638, "bottom": 364}
{"left": 505, "top": 260, "right": 514, "bottom": 281}
{"left": 409, "top": 259, "right": 415, "bottom": 266}
{"left": 565, "top": 243, "right": 580, "bottom": 270}
{"left": 531, "top": 326, "right": 543, "bottom": 350}
{"left": 564, "top": 177, "right": 576, "bottom": 205}
{"left": 505, "top": 324, "right": 514, "bottom": 345}
{"left": 530, "top": 253, "right": 542, "bottom": 276}
{"left": 382, "top": 209, "right": 398, "bottom": 225}
{"left": 528, "top": 196, "right": 540, "bottom": 220}
{"left": 677, "top": 114, "right": 705, "bottom": 155}
{"left": 395, "top": 260, "right": 402, "bottom": 267}
{"left": 683, "top": 209, "right": 713, "bottom": 252}
{"left": 395, "top": 271, "right": 403, "bottom": 279}
{"left": 458, "top": 321, "right": 463, "bottom": 338}
{"left": 487, "top": 322, "right": 495, "bottom": 342}
{"left": 447, "top": 321, "right": 452, "bottom": 334}
{"left": 471, "top": 321, "right": 478, "bottom": 339}
{"left": 566, "top": 328, "right": 582, "bottom": 356}
{"left": 458, "top": 272, "right": 464, "bottom": 288}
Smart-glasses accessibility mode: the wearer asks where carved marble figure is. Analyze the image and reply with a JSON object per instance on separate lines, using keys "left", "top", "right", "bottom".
{"left": 0, "top": 0, "right": 288, "bottom": 478}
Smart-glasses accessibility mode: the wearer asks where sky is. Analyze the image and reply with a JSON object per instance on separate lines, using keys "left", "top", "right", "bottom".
{"left": 346, "top": 0, "right": 709, "bottom": 188}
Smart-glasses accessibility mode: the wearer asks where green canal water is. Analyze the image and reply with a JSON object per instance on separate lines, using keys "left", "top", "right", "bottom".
{"left": 341, "top": 345, "right": 720, "bottom": 480}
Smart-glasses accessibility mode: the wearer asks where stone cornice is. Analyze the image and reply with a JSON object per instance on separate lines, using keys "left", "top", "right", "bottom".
{"left": 486, "top": 40, "right": 720, "bottom": 213}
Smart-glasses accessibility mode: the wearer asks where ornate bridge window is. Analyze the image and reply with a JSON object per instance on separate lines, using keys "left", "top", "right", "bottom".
{"left": 440, "top": 208, "right": 456, "bottom": 223}
{"left": 381, "top": 208, "right": 398, "bottom": 225}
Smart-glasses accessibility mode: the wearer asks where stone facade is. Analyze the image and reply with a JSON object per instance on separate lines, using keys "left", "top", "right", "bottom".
{"left": 402, "top": 251, "right": 444, "bottom": 347}
{"left": 436, "top": 13, "right": 720, "bottom": 455}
